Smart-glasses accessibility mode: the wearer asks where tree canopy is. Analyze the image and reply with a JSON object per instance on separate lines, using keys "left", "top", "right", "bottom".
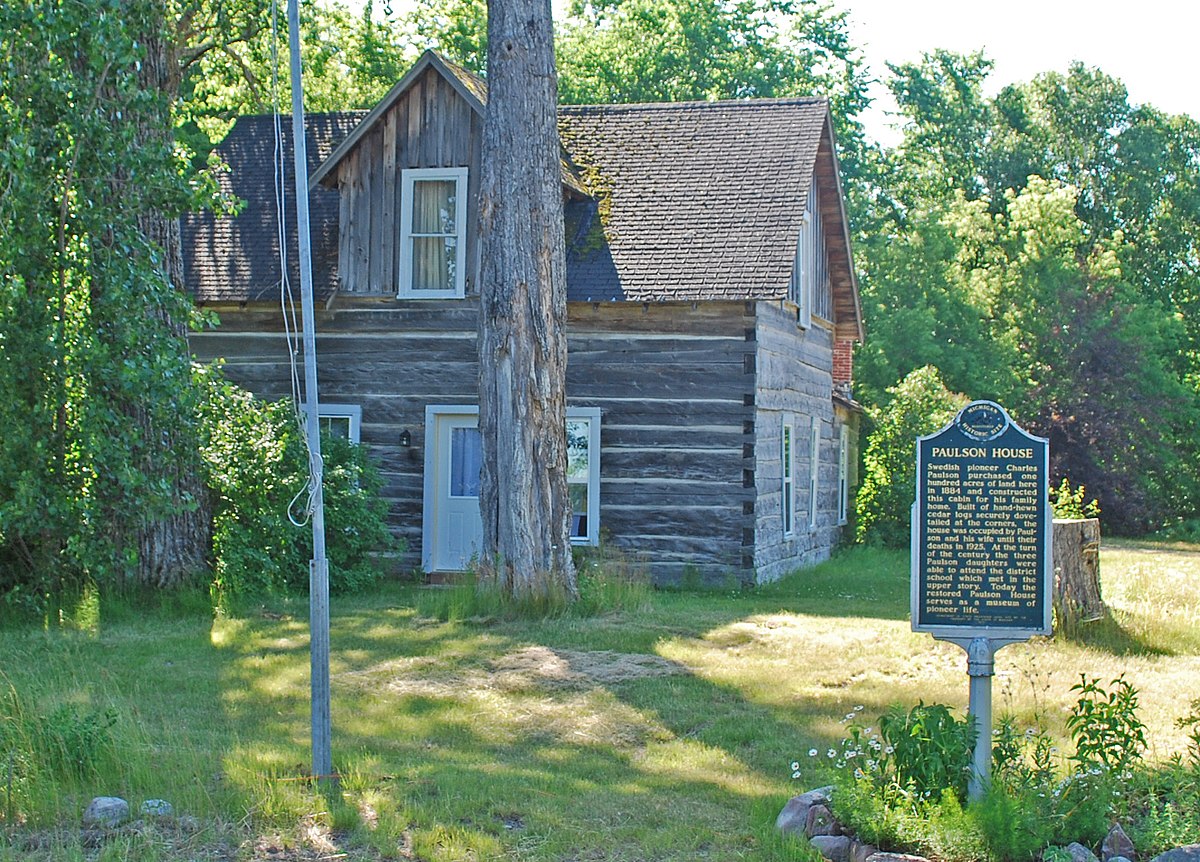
{"left": 857, "top": 53, "right": 1200, "bottom": 532}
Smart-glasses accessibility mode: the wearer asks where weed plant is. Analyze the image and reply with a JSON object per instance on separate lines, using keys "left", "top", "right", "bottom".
{"left": 420, "top": 540, "right": 653, "bottom": 621}
{"left": 823, "top": 674, "right": 1195, "bottom": 862}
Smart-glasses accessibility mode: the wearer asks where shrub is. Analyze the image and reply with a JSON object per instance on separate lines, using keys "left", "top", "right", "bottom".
{"left": 856, "top": 366, "right": 968, "bottom": 547}
{"left": 195, "top": 363, "right": 396, "bottom": 602}
{"left": 1050, "top": 478, "right": 1100, "bottom": 520}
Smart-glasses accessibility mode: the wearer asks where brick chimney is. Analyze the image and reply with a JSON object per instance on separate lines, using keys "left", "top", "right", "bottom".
{"left": 833, "top": 340, "right": 854, "bottom": 396}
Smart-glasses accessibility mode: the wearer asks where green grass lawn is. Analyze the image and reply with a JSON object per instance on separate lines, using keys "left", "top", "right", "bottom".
{"left": 2, "top": 540, "right": 1198, "bottom": 861}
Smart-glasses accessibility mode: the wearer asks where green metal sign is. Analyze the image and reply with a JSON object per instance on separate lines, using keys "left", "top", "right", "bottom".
{"left": 912, "top": 401, "right": 1051, "bottom": 640}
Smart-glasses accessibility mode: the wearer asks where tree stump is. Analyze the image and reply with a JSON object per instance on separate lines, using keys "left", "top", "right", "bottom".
{"left": 1052, "top": 518, "right": 1104, "bottom": 626}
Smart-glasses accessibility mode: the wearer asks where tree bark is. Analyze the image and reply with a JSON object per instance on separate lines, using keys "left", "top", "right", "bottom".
{"left": 477, "top": 0, "right": 577, "bottom": 600}
{"left": 130, "top": 2, "right": 210, "bottom": 586}
{"left": 1052, "top": 517, "right": 1104, "bottom": 627}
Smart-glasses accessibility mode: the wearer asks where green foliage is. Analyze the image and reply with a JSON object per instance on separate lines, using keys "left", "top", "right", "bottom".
{"left": 856, "top": 367, "right": 968, "bottom": 547}
{"left": 989, "top": 676, "right": 1148, "bottom": 849}
{"left": 0, "top": 0, "right": 213, "bottom": 606}
{"left": 878, "top": 702, "right": 977, "bottom": 804}
{"left": 825, "top": 678, "right": 1172, "bottom": 860}
{"left": 422, "top": 539, "right": 653, "bottom": 621}
{"left": 825, "top": 705, "right": 981, "bottom": 862}
{"left": 195, "top": 363, "right": 395, "bottom": 601}
{"left": 1066, "top": 674, "right": 1147, "bottom": 775}
{"left": 1051, "top": 479, "right": 1101, "bottom": 520}
{"left": 179, "top": 0, "right": 417, "bottom": 154}
{"left": 860, "top": 51, "right": 1200, "bottom": 535}
{"left": 30, "top": 704, "right": 118, "bottom": 781}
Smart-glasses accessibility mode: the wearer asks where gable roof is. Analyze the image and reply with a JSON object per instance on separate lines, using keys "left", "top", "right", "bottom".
{"left": 182, "top": 112, "right": 364, "bottom": 303}
{"left": 182, "top": 52, "right": 862, "bottom": 340}
{"left": 560, "top": 99, "right": 828, "bottom": 303}
{"left": 310, "top": 51, "right": 486, "bottom": 189}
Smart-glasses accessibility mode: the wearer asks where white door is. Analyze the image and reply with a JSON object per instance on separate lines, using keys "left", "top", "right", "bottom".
{"left": 428, "top": 412, "right": 483, "bottom": 572}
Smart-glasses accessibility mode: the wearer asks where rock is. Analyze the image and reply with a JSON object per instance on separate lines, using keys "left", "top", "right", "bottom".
{"left": 811, "top": 834, "right": 853, "bottom": 862}
{"left": 851, "top": 839, "right": 879, "bottom": 862}
{"left": 776, "top": 785, "right": 834, "bottom": 837}
{"left": 83, "top": 796, "right": 129, "bottom": 828}
{"left": 864, "top": 853, "right": 930, "bottom": 862}
{"left": 1066, "top": 843, "right": 1101, "bottom": 862}
{"left": 1109, "top": 856, "right": 1134, "bottom": 862}
{"left": 140, "top": 799, "right": 174, "bottom": 818}
{"left": 1150, "top": 846, "right": 1200, "bottom": 862}
{"left": 1103, "top": 824, "right": 1135, "bottom": 861}
{"left": 805, "top": 803, "right": 839, "bottom": 837}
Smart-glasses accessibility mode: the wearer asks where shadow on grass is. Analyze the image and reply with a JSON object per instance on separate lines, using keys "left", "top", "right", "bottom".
{"left": 201, "top": 593, "right": 839, "bottom": 860}
{"left": 1055, "top": 610, "right": 1175, "bottom": 657}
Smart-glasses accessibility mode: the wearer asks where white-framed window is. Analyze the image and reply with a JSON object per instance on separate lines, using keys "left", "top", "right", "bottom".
{"left": 566, "top": 407, "right": 602, "bottom": 546}
{"left": 809, "top": 416, "right": 820, "bottom": 529}
{"left": 399, "top": 167, "right": 467, "bottom": 298}
{"left": 790, "top": 180, "right": 831, "bottom": 327}
{"left": 314, "top": 403, "right": 361, "bottom": 443}
{"left": 781, "top": 415, "right": 795, "bottom": 537}
{"left": 790, "top": 185, "right": 815, "bottom": 329}
{"left": 837, "top": 423, "right": 849, "bottom": 525}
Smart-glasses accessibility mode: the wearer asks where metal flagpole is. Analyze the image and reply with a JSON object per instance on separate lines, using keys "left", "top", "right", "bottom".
{"left": 286, "top": 0, "right": 332, "bottom": 785}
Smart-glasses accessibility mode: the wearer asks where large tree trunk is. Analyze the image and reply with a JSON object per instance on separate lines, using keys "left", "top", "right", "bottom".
{"left": 477, "top": 0, "right": 577, "bottom": 600}
{"left": 131, "top": 3, "right": 210, "bottom": 586}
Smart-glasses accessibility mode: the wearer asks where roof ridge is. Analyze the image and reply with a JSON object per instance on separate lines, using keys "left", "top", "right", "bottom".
{"left": 558, "top": 96, "right": 828, "bottom": 113}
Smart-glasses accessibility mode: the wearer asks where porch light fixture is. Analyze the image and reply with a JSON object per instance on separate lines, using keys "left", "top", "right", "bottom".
{"left": 399, "top": 429, "right": 412, "bottom": 448}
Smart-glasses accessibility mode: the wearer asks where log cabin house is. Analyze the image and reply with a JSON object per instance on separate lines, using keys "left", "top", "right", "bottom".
{"left": 182, "top": 50, "right": 864, "bottom": 585}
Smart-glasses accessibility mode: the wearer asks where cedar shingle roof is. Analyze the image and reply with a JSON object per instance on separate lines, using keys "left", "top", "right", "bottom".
{"left": 182, "top": 112, "right": 364, "bottom": 303}
{"left": 559, "top": 99, "right": 828, "bottom": 302}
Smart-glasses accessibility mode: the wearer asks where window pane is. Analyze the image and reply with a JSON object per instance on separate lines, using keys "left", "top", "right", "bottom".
{"left": 450, "top": 427, "right": 481, "bottom": 498}
{"left": 411, "top": 180, "right": 457, "bottom": 234}
{"left": 321, "top": 415, "right": 351, "bottom": 439}
{"left": 411, "top": 236, "right": 457, "bottom": 292}
{"left": 569, "top": 483, "right": 588, "bottom": 539}
{"left": 566, "top": 419, "right": 590, "bottom": 483}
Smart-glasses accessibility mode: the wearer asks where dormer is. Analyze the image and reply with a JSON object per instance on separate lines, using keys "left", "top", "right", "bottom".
{"left": 310, "top": 52, "right": 486, "bottom": 299}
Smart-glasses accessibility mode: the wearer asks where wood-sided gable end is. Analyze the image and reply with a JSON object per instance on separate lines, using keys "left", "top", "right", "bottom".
{"left": 811, "top": 112, "right": 863, "bottom": 344}
{"left": 309, "top": 50, "right": 589, "bottom": 300}
{"left": 311, "top": 52, "right": 486, "bottom": 298}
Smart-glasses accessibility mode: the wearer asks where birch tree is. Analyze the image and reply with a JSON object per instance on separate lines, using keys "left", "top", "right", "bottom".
{"left": 476, "top": 0, "right": 576, "bottom": 601}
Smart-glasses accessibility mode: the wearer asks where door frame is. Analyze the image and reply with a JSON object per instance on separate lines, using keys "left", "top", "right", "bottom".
{"left": 421, "top": 404, "right": 481, "bottom": 572}
{"left": 421, "top": 404, "right": 603, "bottom": 573}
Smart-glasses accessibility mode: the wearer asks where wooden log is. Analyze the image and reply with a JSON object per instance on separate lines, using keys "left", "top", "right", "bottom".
{"left": 1052, "top": 518, "right": 1104, "bottom": 625}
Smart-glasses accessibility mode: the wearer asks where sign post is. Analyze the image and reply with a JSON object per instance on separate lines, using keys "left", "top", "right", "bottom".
{"left": 912, "top": 401, "right": 1050, "bottom": 799}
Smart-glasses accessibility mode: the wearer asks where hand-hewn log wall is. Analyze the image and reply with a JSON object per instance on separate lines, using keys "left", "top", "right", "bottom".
{"left": 752, "top": 300, "right": 853, "bottom": 583}
{"left": 191, "top": 299, "right": 758, "bottom": 584}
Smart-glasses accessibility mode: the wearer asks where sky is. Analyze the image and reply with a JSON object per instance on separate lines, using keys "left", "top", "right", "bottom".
{"left": 835, "top": 0, "right": 1199, "bottom": 146}
{"left": 366, "top": 0, "right": 1198, "bottom": 147}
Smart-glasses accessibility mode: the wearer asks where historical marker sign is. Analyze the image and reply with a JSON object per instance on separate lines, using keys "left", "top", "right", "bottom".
{"left": 912, "top": 401, "right": 1052, "bottom": 641}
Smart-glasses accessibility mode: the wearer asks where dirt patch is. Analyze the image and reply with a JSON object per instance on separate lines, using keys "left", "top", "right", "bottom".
{"left": 490, "top": 645, "right": 686, "bottom": 688}
{"left": 339, "top": 646, "right": 686, "bottom": 700}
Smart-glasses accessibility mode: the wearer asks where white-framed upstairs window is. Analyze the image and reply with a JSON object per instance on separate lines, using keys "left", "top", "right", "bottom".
{"left": 399, "top": 167, "right": 467, "bottom": 299}
{"left": 809, "top": 416, "right": 820, "bottom": 529}
{"left": 837, "top": 423, "right": 849, "bottom": 525}
{"left": 790, "top": 184, "right": 816, "bottom": 329}
{"left": 314, "top": 403, "right": 362, "bottom": 443}
{"left": 781, "top": 415, "right": 795, "bottom": 537}
{"left": 566, "top": 407, "right": 602, "bottom": 546}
